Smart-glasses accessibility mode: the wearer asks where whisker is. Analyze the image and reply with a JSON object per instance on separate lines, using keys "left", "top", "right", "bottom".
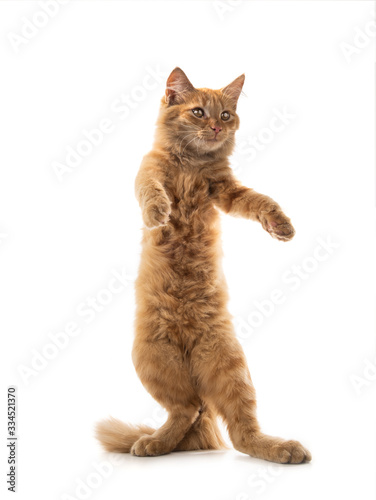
{"left": 182, "top": 135, "right": 198, "bottom": 155}
{"left": 177, "top": 132, "right": 197, "bottom": 155}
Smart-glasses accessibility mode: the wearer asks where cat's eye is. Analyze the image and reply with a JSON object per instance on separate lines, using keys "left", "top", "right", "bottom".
{"left": 192, "top": 108, "right": 204, "bottom": 118}
{"left": 221, "top": 111, "right": 230, "bottom": 121}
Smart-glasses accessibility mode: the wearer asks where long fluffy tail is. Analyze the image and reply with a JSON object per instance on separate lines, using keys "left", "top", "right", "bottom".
{"left": 95, "top": 417, "right": 155, "bottom": 453}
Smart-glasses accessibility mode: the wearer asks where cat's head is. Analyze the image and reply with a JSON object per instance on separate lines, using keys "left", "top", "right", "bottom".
{"left": 156, "top": 68, "right": 244, "bottom": 157}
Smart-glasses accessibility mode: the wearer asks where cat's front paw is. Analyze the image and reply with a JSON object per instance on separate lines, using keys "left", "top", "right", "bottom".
{"left": 143, "top": 193, "right": 171, "bottom": 229}
{"left": 260, "top": 209, "right": 295, "bottom": 242}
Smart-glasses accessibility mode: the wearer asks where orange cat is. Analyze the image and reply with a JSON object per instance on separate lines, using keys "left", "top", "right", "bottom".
{"left": 96, "top": 68, "right": 311, "bottom": 463}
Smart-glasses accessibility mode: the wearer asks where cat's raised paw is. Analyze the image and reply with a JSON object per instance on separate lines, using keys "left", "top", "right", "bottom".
{"left": 143, "top": 195, "right": 171, "bottom": 229}
{"left": 261, "top": 210, "right": 295, "bottom": 242}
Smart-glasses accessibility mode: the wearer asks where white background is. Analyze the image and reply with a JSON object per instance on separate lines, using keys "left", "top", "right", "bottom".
{"left": 1, "top": 1, "right": 375, "bottom": 499}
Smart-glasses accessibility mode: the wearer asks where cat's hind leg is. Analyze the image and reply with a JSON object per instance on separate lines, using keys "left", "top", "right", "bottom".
{"left": 130, "top": 338, "right": 201, "bottom": 457}
{"left": 174, "top": 403, "right": 227, "bottom": 451}
{"left": 191, "top": 321, "right": 311, "bottom": 464}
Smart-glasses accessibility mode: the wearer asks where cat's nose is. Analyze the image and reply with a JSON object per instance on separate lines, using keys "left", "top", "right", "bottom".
{"left": 211, "top": 125, "right": 222, "bottom": 134}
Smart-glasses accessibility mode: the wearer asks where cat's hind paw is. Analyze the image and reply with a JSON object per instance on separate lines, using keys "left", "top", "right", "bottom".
{"left": 131, "top": 435, "right": 170, "bottom": 457}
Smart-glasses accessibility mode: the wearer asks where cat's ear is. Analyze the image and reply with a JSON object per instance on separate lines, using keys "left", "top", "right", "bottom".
{"left": 165, "top": 67, "right": 195, "bottom": 105}
{"left": 221, "top": 74, "right": 245, "bottom": 108}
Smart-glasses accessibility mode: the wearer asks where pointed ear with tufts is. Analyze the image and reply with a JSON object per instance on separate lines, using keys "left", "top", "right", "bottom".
{"left": 221, "top": 74, "right": 245, "bottom": 108}
{"left": 165, "top": 67, "right": 195, "bottom": 105}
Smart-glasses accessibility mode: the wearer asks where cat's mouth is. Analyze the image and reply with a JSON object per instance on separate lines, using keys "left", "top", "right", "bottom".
{"left": 204, "top": 134, "right": 223, "bottom": 143}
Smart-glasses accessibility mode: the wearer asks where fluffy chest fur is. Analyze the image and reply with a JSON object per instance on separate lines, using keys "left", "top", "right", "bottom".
{"left": 136, "top": 163, "right": 228, "bottom": 350}
{"left": 164, "top": 166, "right": 218, "bottom": 239}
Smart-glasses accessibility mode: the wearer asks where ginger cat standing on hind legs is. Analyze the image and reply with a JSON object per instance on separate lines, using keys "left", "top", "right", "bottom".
{"left": 96, "top": 68, "right": 311, "bottom": 464}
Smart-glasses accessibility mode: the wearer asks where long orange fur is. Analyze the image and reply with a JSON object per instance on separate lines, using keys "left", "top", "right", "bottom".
{"left": 96, "top": 68, "right": 311, "bottom": 464}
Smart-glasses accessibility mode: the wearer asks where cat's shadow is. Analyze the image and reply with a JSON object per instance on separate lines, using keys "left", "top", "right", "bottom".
{"left": 99, "top": 448, "right": 229, "bottom": 469}
{"left": 98, "top": 449, "right": 310, "bottom": 469}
